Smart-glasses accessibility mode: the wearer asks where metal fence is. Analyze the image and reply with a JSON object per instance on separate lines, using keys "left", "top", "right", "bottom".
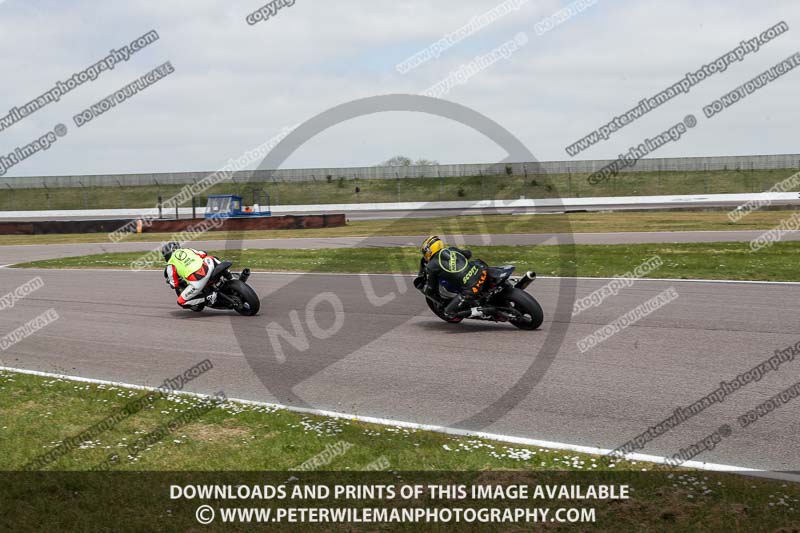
{"left": 2, "top": 153, "right": 799, "bottom": 190}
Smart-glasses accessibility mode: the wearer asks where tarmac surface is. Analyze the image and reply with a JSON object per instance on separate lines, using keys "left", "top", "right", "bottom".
{"left": 1, "top": 266, "right": 797, "bottom": 471}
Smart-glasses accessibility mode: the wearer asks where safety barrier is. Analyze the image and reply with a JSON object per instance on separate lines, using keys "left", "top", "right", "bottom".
{"left": 3, "top": 153, "right": 799, "bottom": 189}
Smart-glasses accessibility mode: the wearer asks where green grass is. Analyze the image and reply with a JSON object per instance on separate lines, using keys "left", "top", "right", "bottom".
{"left": 11, "top": 241, "right": 800, "bottom": 282}
{"left": 2, "top": 168, "right": 797, "bottom": 211}
{"left": 2, "top": 370, "right": 799, "bottom": 531}
{"left": 0, "top": 210, "right": 796, "bottom": 246}
{"left": 1, "top": 370, "right": 643, "bottom": 472}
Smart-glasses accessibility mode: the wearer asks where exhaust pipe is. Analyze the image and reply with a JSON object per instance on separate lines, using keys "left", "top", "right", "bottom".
{"left": 514, "top": 271, "right": 536, "bottom": 290}
{"left": 239, "top": 268, "right": 251, "bottom": 283}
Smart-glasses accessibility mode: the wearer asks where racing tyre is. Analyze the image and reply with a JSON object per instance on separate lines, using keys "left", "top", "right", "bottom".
{"left": 425, "top": 296, "right": 463, "bottom": 324}
{"left": 225, "top": 280, "right": 261, "bottom": 316}
{"left": 503, "top": 287, "right": 544, "bottom": 330}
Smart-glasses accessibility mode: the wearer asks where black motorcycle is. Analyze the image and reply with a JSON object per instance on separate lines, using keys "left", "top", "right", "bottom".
{"left": 177, "top": 261, "right": 260, "bottom": 316}
{"left": 415, "top": 266, "right": 543, "bottom": 330}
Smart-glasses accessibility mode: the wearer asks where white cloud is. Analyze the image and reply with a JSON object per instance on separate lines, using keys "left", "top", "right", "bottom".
{"left": 0, "top": 0, "right": 798, "bottom": 177}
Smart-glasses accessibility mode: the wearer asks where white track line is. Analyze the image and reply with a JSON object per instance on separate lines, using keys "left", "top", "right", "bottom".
{"left": 2, "top": 364, "right": 798, "bottom": 482}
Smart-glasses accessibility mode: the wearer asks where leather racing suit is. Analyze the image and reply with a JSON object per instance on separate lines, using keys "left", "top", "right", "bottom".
{"left": 418, "top": 246, "right": 489, "bottom": 317}
{"left": 163, "top": 248, "right": 221, "bottom": 308}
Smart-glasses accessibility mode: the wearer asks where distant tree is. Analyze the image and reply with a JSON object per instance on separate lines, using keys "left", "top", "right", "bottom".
{"left": 379, "top": 155, "right": 439, "bottom": 167}
{"left": 381, "top": 155, "right": 413, "bottom": 167}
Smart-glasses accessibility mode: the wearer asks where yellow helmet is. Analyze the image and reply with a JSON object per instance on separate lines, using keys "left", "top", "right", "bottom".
{"left": 421, "top": 235, "right": 445, "bottom": 261}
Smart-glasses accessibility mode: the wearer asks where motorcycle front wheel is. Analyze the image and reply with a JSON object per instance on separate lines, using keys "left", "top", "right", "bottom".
{"left": 425, "top": 296, "right": 463, "bottom": 323}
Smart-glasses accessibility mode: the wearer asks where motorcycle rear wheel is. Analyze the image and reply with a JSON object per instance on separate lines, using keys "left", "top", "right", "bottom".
{"left": 224, "top": 280, "right": 261, "bottom": 316}
{"left": 502, "top": 288, "right": 544, "bottom": 330}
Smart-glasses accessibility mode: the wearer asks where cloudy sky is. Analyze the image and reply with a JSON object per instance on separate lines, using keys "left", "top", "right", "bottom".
{"left": 0, "top": 0, "right": 798, "bottom": 177}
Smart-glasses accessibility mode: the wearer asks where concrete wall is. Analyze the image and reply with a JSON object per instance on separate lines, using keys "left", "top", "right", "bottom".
{"left": 3, "top": 153, "right": 799, "bottom": 190}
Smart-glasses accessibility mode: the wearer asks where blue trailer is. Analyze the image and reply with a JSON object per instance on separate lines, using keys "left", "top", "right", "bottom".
{"left": 204, "top": 194, "right": 271, "bottom": 219}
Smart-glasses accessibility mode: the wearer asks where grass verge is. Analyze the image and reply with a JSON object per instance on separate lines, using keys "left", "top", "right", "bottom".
{"left": 1, "top": 369, "right": 798, "bottom": 531}
{"left": 0, "top": 210, "right": 796, "bottom": 246}
{"left": 11, "top": 241, "right": 800, "bottom": 282}
{"left": 1, "top": 369, "right": 645, "bottom": 472}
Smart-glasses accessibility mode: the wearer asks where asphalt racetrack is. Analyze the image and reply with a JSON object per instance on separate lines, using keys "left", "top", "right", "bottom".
{"left": 1, "top": 263, "right": 797, "bottom": 472}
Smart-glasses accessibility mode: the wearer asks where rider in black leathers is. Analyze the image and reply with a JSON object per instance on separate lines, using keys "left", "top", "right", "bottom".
{"left": 415, "top": 236, "right": 489, "bottom": 318}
